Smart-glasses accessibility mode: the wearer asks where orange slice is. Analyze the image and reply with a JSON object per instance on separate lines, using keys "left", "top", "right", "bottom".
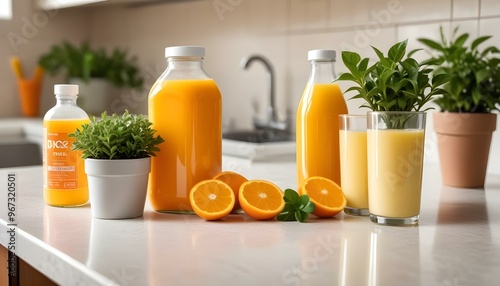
{"left": 212, "top": 171, "right": 248, "bottom": 213}
{"left": 299, "top": 176, "right": 346, "bottom": 218}
{"left": 239, "top": 180, "right": 285, "bottom": 220}
{"left": 189, "top": 180, "right": 235, "bottom": 221}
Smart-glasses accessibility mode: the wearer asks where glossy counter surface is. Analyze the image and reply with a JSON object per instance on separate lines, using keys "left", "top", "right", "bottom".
{"left": 1, "top": 158, "right": 500, "bottom": 286}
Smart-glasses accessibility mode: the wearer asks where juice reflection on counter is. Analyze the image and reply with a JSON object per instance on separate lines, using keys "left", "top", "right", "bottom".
{"left": 43, "top": 205, "right": 91, "bottom": 262}
{"left": 368, "top": 227, "right": 421, "bottom": 285}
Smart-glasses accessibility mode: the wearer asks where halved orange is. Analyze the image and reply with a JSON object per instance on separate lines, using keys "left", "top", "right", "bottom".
{"left": 239, "top": 180, "right": 285, "bottom": 220}
{"left": 189, "top": 180, "right": 235, "bottom": 221}
{"left": 299, "top": 176, "right": 346, "bottom": 218}
{"left": 212, "top": 171, "right": 248, "bottom": 213}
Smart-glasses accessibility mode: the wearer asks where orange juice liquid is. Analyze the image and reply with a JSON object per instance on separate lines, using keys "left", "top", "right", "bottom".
{"left": 43, "top": 119, "right": 90, "bottom": 207}
{"left": 339, "top": 130, "right": 368, "bottom": 209}
{"left": 148, "top": 79, "right": 222, "bottom": 212}
{"left": 367, "top": 129, "right": 425, "bottom": 218}
{"left": 296, "top": 83, "right": 348, "bottom": 188}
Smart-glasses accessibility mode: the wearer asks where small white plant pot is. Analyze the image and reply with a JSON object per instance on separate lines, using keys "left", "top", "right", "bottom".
{"left": 85, "top": 157, "right": 151, "bottom": 219}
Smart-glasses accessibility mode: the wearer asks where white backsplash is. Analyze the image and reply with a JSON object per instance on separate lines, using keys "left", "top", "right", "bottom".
{"left": 1, "top": 0, "right": 500, "bottom": 174}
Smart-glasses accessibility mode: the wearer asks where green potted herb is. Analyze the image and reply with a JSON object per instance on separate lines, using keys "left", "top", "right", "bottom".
{"left": 419, "top": 27, "right": 500, "bottom": 187}
{"left": 39, "top": 41, "right": 144, "bottom": 115}
{"left": 69, "top": 110, "right": 164, "bottom": 219}
{"left": 337, "top": 40, "right": 449, "bottom": 226}
{"left": 338, "top": 40, "right": 448, "bottom": 120}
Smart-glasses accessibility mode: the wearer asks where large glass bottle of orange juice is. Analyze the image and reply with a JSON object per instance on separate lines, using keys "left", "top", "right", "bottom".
{"left": 148, "top": 46, "right": 222, "bottom": 213}
{"left": 296, "top": 50, "right": 348, "bottom": 188}
{"left": 43, "top": 84, "right": 90, "bottom": 207}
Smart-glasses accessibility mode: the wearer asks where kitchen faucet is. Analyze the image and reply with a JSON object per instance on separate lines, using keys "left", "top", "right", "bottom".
{"left": 241, "top": 55, "right": 287, "bottom": 132}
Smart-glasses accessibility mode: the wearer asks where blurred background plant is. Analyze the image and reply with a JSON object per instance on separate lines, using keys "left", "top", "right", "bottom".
{"left": 39, "top": 41, "right": 144, "bottom": 91}
{"left": 419, "top": 27, "right": 500, "bottom": 113}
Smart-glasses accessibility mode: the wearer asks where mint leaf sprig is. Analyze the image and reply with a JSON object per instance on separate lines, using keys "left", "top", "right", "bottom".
{"left": 277, "top": 189, "right": 315, "bottom": 223}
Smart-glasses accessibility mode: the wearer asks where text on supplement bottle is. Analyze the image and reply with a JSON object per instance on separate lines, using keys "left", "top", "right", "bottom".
{"left": 45, "top": 132, "right": 79, "bottom": 189}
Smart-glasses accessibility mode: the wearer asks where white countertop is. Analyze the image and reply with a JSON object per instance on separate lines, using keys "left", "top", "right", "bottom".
{"left": 1, "top": 158, "right": 500, "bottom": 286}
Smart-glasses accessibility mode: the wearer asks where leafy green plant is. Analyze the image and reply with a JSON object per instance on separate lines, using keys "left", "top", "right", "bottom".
{"left": 277, "top": 189, "right": 315, "bottom": 223}
{"left": 69, "top": 111, "right": 164, "bottom": 159}
{"left": 418, "top": 27, "right": 500, "bottom": 113}
{"left": 338, "top": 39, "right": 449, "bottom": 113}
{"left": 39, "top": 41, "right": 144, "bottom": 90}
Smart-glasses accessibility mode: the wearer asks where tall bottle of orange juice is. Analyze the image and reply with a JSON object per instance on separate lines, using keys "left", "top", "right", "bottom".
{"left": 148, "top": 46, "right": 222, "bottom": 213}
{"left": 296, "top": 50, "right": 348, "bottom": 188}
{"left": 43, "top": 84, "right": 90, "bottom": 207}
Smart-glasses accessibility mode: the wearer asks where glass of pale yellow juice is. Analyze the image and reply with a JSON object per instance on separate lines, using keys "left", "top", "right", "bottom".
{"left": 339, "top": 115, "right": 369, "bottom": 216}
{"left": 367, "top": 112, "right": 426, "bottom": 226}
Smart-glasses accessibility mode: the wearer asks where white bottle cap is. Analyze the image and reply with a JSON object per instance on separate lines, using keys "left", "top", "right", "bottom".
{"left": 54, "top": 84, "right": 79, "bottom": 96}
{"left": 165, "top": 46, "right": 205, "bottom": 58}
{"left": 308, "top": 50, "right": 336, "bottom": 61}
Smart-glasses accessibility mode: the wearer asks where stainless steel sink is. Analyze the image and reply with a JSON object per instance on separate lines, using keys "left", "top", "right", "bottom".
{"left": 0, "top": 141, "right": 42, "bottom": 168}
{"left": 222, "top": 129, "right": 295, "bottom": 160}
{"left": 222, "top": 130, "right": 294, "bottom": 143}
{"left": 0, "top": 120, "right": 43, "bottom": 168}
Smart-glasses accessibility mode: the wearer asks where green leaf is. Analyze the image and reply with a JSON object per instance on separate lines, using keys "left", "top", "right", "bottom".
{"left": 357, "top": 58, "right": 370, "bottom": 72}
{"left": 342, "top": 51, "right": 361, "bottom": 67}
{"left": 371, "top": 46, "right": 385, "bottom": 61}
{"left": 453, "top": 33, "right": 469, "bottom": 48}
{"left": 407, "top": 48, "right": 422, "bottom": 58}
{"left": 419, "top": 57, "right": 444, "bottom": 66}
{"left": 380, "top": 69, "right": 398, "bottom": 86}
{"left": 344, "top": 86, "right": 362, "bottom": 94}
{"left": 418, "top": 38, "right": 444, "bottom": 51}
{"left": 431, "top": 73, "right": 451, "bottom": 87}
{"left": 475, "top": 68, "right": 490, "bottom": 84}
{"left": 341, "top": 51, "right": 363, "bottom": 79}
{"left": 481, "top": 46, "right": 500, "bottom": 57}
{"left": 299, "top": 193, "right": 310, "bottom": 207}
{"left": 276, "top": 212, "right": 297, "bottom": 222}
{"left": 388, "top": 39, "right": 408, "bottom": 63}
{"left": 282, "top": 203, "right": 296, "bottom": 212}
{"left": 277, "top": 190, "right": 315, "bottom": 223}
{"left": 337, "top": 73, "right": 357, "bottom": 82}
{"left": 283, "top": 189, "right": 299, "bottom": 203}
{"left": 295, "top": 211, "right": 308, "bottom": 223}
{"left": 471, "top": 35, "right": 492, "bottom": 51}
{"left": 301, "top": 201, "right": 315, "bottom": 213}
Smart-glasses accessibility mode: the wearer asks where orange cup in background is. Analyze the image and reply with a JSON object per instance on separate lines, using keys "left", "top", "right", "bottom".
{"left": 17, "top": 78, "right": 42, "bottom": 117}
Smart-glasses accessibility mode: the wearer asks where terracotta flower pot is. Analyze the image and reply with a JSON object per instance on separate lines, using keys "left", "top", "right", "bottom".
{"left": 433, "top": 112, "right": 497, "bottom": 188}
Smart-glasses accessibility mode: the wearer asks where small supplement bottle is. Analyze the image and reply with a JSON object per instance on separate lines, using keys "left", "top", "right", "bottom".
{"left": 43, "top": 84, "right": 90, "bottom": 207}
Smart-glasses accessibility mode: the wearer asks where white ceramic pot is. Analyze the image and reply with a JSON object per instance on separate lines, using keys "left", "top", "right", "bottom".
{"left": 85, "top": 157, "right": 151, "bottom": 219}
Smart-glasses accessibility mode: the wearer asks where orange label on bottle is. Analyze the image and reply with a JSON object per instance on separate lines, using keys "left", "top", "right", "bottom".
{"left": 45, "top": 131, "right": 79, "bottom": 189}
